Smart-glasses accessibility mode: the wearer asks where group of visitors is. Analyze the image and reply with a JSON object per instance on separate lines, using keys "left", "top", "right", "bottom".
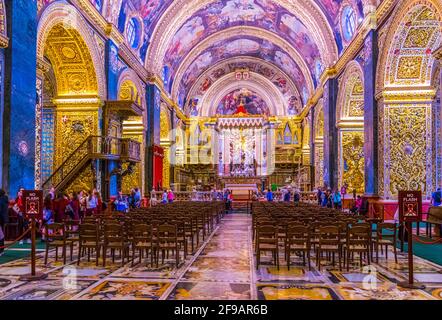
{"left": 161, "top": 189, "right": 175, "bottom": 204}
{"left": 113, "top": 187, "right": 142, "bottom": 212}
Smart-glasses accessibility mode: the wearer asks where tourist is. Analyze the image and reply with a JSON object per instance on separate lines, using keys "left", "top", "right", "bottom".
{"left": 115, "top": 191, "right": 128, "bottom": 213}
{"left": 86, "top": 190, "right": 98, "bottom": 216}
{"left": 320, "top": 190, "right": 327, "bottom": 207}
{"left": 168, "top": 189, "right": 175, "bottom": 203}
{"left": 162, "top": 190, "right": 168, "bottom": 204}
{"left": 0, "top": 189, "right": 8, "bottom": 255}
{"left": 14, "top": 187, "right": 31, "bottom": 244}
{"left": 317, "top": 187, "right": 322, "bottom": 206}
{"left": 79, "top": 190, "right": 87, "bottom": 221}
{"left": 0, "top": 189, "right": 8, "bottom": 232}
{"left": 333, "top": 189, "right": 342, "bottom": 210}
{"left": 149, "top": 189, "right": 158, "bottom": 207}
{"left": 53, "top": 192, "right": 69, "bottom": 222}
{"left": 350, "top": 195, "right": 363, "bottom": 214}
{"left": 134, "top": 187, "right": 142, "bottom": 208}
{"left": 69, "top": 192, "right": 80, "bottom": 220}
{"left": 49, "top": 186, "right": 56, "bottom": 201}
{"left": 431, "top": 187, "right": 442, "bottom": 207}
{"left": 41, "top": 194, "right": 54, "bottom": 241}
{"left": 266, "top": 189, "right": 274, "bottom": 202}
{"left": 128, "top": 189, "right": 136, "bottom": 209}
{"left": 326, "top": 190, "right": 333, "bottom": 208}
{"left": 227, "top": 190, "right": 233, "bottom": 212}
{"left": 293, "top": 189, "right": 300, "bottom": 205}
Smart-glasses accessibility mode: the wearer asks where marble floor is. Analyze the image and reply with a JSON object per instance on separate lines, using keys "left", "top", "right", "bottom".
{"left": 0, "top": 214, "right": 442, "bottom": 300}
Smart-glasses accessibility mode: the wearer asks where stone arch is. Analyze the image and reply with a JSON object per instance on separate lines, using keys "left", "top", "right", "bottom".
{"left": 336, "top": 61, "right": 364, "bottom": 122}
{"left": 198, "top": 72, "right": 287, "bottom": 117}
{"left": 37, "top": 1, "right": 106, "bottom": 99}
{"left": 377, "top": 0, "right": 442, "bottom": 92}
{"left": 146, "top": 0, "right": 338, "bottom": 74}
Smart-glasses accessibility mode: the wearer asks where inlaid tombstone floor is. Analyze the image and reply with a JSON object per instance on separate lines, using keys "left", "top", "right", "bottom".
{"left": 1, "top": 213, "right": 442, "bottom": 300}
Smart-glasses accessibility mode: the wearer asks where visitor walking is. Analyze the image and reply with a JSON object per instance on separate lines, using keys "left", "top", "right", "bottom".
{"left": 317, "top": 187, "right": 322, "bottom": 206}
{"left": 14, "top": 187, "right": 30, "bottom": 244}
{"left": 293, "top": 189, "right": 300, "bottom": 205}
{"left": 162, "top": 190, "right": 168, "bottom": 204}
{"left": 86, "top": 190, "right": 98, "bottom": 216}
{"left": 0, "top": 189, "right": 8, "bottom": 255}
{"left": 167, "top": 189, "right": 175, "bottom": 203}
{"left": 333, "top": 189, "right": 342, "bottom": 210}
{"left": 431, "top": 187, "right": 442, "bottom": 207}
{"left": 266, "top": 189, "right": 274, "bottom": 202}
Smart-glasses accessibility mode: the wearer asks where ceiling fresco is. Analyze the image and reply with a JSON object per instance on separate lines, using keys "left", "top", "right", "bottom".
{"left": 174, "top": 35, "right": 309, "bottom": 108}
{"left": 162, "top": 0, "right": 324, "bottom": 88}
{"left": 37, "top": 0, "right": 367, "bottom": 115}
{"left": 184, "top": 58, "right": 303, "bottom": 117}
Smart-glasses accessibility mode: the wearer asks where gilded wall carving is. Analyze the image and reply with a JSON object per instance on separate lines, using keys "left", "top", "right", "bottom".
{"left": 44, "top": 24, "right": 98, "bottom": 96}
{"left": 65, "top": 164, "right": 94, "bottom": 194}
{"left": 314, "top": 144, "right": 324, "bottom": 188}
{"left": 55, "top": 111, "right": 98, "bottom": 167}
{"left": 122, "top": 134, "right": 143, "bottom": 194}
{"left": 340, "top": 131, "right": 365, "bottom": 194}
{"left": 384, "top": 105, "right": 432, "bottom": 197}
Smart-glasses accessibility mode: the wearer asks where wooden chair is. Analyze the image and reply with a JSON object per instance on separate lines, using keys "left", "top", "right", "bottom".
{"left": 256, "top": 225, "right": 279, "bottom": 270}
{"left": 316, "top": 225, "right": 342, "bottom": 271}
{"left": 373, "top": 222, "right": 398, "bottom": 263}
{"left": 157, "top": 224, "right": 180, "bottom": 268}
{"left": 64, "top": 219, "right": 80, "bottom": 261}
{"left": 44, "top": 223, "right": 67, "bottom": 265}
{"left": 78, "top": 223, "right": 101, "bottom": 266}
{"left": 102, "top": 223, "right": 130, "bottom": 267}
{"left": 131, "top": 224, "right": 156, "bottom": 266}
{"left": 345, "top": 225, "right": 371, "bottom": 271}
{"left": 286, "top": 225, "right": 311, "bottom": 270}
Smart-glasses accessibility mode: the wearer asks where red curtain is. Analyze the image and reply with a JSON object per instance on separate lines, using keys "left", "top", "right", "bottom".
{"left": 152, "top": 145, "right": 164, "bottom": 190}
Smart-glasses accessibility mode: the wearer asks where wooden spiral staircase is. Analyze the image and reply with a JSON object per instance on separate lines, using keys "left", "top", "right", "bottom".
{"left": 41, "top": 135, "right": 141, "bottom": 194}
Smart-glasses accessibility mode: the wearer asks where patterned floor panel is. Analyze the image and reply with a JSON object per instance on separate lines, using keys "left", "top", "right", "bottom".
{"left": 0, "top": 213, "right": 441, "bottom": 300}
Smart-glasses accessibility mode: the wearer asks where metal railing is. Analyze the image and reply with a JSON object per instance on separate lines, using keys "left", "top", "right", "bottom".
{"left": 42, "top": 135, "right": 141, "bottom": 193}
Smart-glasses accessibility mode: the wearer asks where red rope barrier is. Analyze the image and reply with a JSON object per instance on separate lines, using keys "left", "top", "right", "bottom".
{"left": 412, "top": 235, "right": 442, "bottom": 245}
{"left": 0, "top": 228, "right": 31, "bottom": 249}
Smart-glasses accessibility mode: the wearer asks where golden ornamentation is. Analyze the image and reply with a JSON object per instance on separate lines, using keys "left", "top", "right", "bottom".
{"left": 314, "top": 144, "right": 324, "bottom": 188}
{"left": 404, "top": 27, "right": 435, "bottom": 48}
{"left": 397, "top": 56, "right": 423, "bottom": 79}
{"left": 44, "top": 23, "right": 98, "bottom": 95}
{"left": 163, "top": 148, "right": 171, "bottom": 189}
{"left": 65, "top": 165, "right": 94, "bottom": 194}
{"left": 386, "top": 105, "right": 431, "bottom": 196}
{"left": 122, "top": 134, "right": 143, "bottom": 194}
{"left": 349, "top": 101, "right": 364, "bottom": 117}
{"left": 341, "top": 131, "right": 365, "bottom": 194}
{"left": 55, "top": 111, "right": 98, "bottom": 167}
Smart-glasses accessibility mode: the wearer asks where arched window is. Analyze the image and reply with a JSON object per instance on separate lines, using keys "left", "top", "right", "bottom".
{"left": 284, "top": 123, "right": 292, "bottom": 145}
{"left": 126, "top": 18, "right": 139, "bottom": 48}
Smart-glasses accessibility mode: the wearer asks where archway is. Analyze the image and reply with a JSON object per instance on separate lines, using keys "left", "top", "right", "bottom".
{"left": 377, "top": 0, "right": 442, "bottom": 198}
{"left": 117, "top": 72, "right": 146, "bottom": 195}
{"left": 314, "top": 99, "right": 324, "bottom": 188}
{"left": 336, "top": 61, "right": 365, "bottom": 194}
{"left": 36, "top": 7, "right": 104, "bottom": 193}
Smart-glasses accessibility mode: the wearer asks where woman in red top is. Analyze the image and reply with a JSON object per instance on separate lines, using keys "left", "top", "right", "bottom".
{"left": 70, "top": 192, "right": 80, "bottom": 221}
{"left": 15, "top": 188, "right": 30, "bottom": 244}
{"left": 53, "top": 193, "right": 69, "bottom": 222}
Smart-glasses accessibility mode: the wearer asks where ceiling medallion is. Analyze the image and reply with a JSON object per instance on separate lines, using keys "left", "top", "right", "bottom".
{"left": 61, "top": 46, "right": 77, "bottom": 59}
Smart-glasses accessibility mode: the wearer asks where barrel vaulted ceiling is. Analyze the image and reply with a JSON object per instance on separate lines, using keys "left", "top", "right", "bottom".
{"left": 38, "top": 0, "right": 367, "bottom": 115}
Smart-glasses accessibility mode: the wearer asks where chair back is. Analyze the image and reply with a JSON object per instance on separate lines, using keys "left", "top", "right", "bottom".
{"left": 45, "top": 223, "right": 66, "bottom": 241}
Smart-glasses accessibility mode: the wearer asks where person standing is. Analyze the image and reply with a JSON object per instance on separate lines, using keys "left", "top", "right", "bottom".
{"left": 317, "top": 187, "right": 322, "bottom": 206}
{"left": 431, "top": 187, "right": 442, "bottom": 207}
{"left": 293, "top": 189, "right": 300, "bottom": 205}
{"left": 162, "top": 190, "right": 168, "bottom": 204}
{"left": 266, "top": 189, "right": 274, "bottom": 202}
{"left": 53, "top": 192, "right": 69, "bottom": 222}
{"left": 15, "top": 188, "right": 30, "bottom": 244}
{"left": 86, "top": 190, "right": 98, "bottom": 216}
{"left": 333, "top": 189, "right": 342, "bottom": 210}
{"left": 167, "top": 189, "right": 175, "bottom": 203}
{"left": 0, "top": 189, "right": 8, "bottom": 255}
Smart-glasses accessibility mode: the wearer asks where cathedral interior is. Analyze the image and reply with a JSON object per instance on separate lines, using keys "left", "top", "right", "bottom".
{"left": 0, "top": 0, "right": 442, "bottom": 301}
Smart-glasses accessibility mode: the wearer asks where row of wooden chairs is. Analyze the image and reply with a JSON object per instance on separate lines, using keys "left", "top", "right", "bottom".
{"left": 252, "top": 202, "right": 397, "bottom": 271}
{"left": 43, "top": 201, "right": 224, "bottom": 267}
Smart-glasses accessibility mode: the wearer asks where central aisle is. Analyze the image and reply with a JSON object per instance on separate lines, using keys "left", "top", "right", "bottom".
{"left": 167, "top": 213, "right": 255, "bottom": 300}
